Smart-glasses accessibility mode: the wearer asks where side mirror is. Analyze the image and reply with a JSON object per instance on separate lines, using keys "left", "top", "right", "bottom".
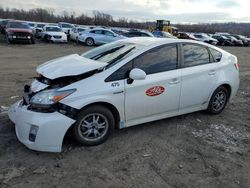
{"left": 129, "top": 68, "right": 146, "bottom": 80}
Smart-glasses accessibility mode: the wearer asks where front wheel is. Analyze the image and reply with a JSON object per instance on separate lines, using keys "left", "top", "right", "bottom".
{"left": 207, "top": 86, "right": 229, "bottom": 114}
{"left": 73, "top": 105, "right": 115, "bottom": 146}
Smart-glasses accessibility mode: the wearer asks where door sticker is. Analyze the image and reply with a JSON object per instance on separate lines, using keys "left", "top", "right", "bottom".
{"left": 146, "top": 86, "right": 165, "bottom": 96}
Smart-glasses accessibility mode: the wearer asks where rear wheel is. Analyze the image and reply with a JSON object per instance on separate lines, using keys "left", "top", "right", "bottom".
{"left": 73, "top": 105, "right": 115, "bottom": 146}
{"left": 86, "top": 38, "right": 94, "bottom": 46}
{"left": 207, "top": 86, "right": 229, "bottom": 114}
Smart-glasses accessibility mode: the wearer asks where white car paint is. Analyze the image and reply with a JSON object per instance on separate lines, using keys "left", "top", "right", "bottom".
{"left": 8, "top": 38, "right": 240, "bottom": 152}
{"left": 70, "top": 27, "right": 86, "bottom": 41}
{"left": 37, "top": 54, "right": 107, "bottom": 79}
{"left": 41, "top": 25, "right": 67, "bottom": 43}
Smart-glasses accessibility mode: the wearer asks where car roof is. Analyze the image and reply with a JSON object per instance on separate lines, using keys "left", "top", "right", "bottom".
{"left": 119, "top": 37, "right": 222, "bottom": 50}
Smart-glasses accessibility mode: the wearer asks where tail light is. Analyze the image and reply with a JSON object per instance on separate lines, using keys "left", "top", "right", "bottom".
{"left": 234, "top": 62, "right": 240, "bottom": 70}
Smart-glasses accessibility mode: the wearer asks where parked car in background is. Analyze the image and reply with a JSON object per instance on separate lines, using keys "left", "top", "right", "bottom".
{"left": 5, "top": 21, "right": 35, "bottom": 44}
{"left": 178, "top": 32, "right": 197, "bottom": 40}
{"left": 212, "top": 35, "right": 233, "bottom": 46}
{"left": 152, "top": 31, "right": 177, "bottom": 39}
{"left": 191, "top": 33, "right": 218, "bottom": 45}
{"left": 124, "top": 30, "right": 154, "bottom": 37}
{"left": 58, "top": 22, "right": 74, "bottom": 40}
{"left": 226, "top": 35, "right": 243, "bottom": 46}
{"left": 27, "top": 22, "right": 36, "bottom": 30}
{"left": 34, "top": 23, "right": 46, "bottom": 37}
{"left": 79, "top": 28, "right": 126, "bottom": 46}
{"left": 8, "top": 37, "right": 240, "bottom": 152}
{"left": 111, "top": 28, "right": 129, "bottom": 37}
{"left": 70, "top": 27, "right": 86, "bottom": 42}
{"left": 216, "top": 33, "right": 244, "bottom": 46}
{"left": 231, "top": 34, "right": 249, "bottom": 46}
{"left": 41, "top": 25, "right": 67, "bottom": 43}
{"left": 0, "top": 19, "right": 12, "bottom": 34}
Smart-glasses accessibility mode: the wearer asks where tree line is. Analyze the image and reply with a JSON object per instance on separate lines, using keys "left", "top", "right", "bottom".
{"left": 0, "top": 7, "right": 146, "bottom": 29}
{"left": 0, "top": 7, "right": 249, "bottom": 36}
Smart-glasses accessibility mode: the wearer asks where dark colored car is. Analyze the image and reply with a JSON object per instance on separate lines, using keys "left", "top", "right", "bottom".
{"left": 212, "top": 35, "right": 233, "bottom": 46}
{"left": 5, "top": 21, "right": 35, "bottom": 44}
{"left": 231, "top": 34, "right": 249, "bottom": 47}
{"left": 124, "top": 30, "right": 154, "bottom": 37}
{"left": 0, "top": 19, "right": 12, "bottom": 34}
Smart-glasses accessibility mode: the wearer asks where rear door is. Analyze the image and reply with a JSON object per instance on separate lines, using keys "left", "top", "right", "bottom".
{"left": 180, "top": 43, "right": 219, "bottom": 109}
{"left": 124, "top": 44, "right": 181, "bottom": 122}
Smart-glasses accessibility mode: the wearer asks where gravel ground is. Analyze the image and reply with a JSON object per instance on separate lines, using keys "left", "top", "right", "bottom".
{"left": 0, "top": 37, "right": 249, "bottom": 188}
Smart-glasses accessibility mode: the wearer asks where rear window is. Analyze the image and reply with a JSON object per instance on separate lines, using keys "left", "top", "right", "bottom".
{"left": 210, "top": 48, "right": 222, "bottom": 62}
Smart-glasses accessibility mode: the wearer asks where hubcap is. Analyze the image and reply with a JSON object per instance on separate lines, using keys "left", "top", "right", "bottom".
{"left": 79, "top": 113, "right": 108, "bottom": 141}
{"left": 87, "top": 39, "right": 93, "bottom": 45}
{"left": 212, "top": 91, "right": 226, "bottom": 111}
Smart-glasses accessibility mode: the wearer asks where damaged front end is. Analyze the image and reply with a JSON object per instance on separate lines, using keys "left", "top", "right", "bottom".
{"left": 23, "top": 69, "right": 99, "bottom": 119}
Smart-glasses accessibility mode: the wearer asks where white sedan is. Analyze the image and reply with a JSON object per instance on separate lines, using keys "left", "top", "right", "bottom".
{"left": 70, "top": 27, "right": 86, "bottom": 42}
{"left": 78, "top": 28, "right": 126, "bottom": 46}
{"left": 41, "top": 25, "right": 67, "bottom": 43}
{"left": 8, "top": 38, "right": 240, "bottom": 152}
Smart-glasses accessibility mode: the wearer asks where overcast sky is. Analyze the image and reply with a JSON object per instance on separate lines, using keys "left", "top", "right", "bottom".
{"left": 1, "top": 0, "right": 250, "bottom": 23}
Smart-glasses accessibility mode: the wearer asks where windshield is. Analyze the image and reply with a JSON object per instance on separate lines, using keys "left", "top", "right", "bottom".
{"left": 28, "top": 23, "right": 35, "bottom": 27}
{"left": 46, "top": 27, "right": 62, "bottom": 32}
{"left": 37, "top": 24, "right": 45, "bottom": 28}
{"left": 82, "top": 41, "right": 144, "bottom": 67}
{"left": 8, "top": 22, "right": 30, "bottom": 29}
{"left": 61, "top": 23, "right": 73, "bottom": 28}
{"left": 78, "top": 28, "right": 85, "bottom": 32}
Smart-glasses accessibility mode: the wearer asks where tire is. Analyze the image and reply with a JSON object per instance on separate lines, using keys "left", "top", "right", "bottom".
{"left": 85, "top": 37, "right": 94, "bottom": 46}
{"left": 73, "top": 105, "right": 115, "bottom": 146}
{"left": 207, "top": 86, "right": 229, "bottom": 114}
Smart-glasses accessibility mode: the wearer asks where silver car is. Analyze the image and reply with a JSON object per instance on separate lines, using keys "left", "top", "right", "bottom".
{"left": 79, "top": 28, "right": 126, "bottom": 46}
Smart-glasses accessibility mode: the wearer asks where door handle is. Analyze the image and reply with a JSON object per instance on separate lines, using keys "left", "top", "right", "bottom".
{"left": 168, "top": 78, "right": 180, "bottom": 85}
{"left": 208, "top": 70, "right": 216, "bottom": 75}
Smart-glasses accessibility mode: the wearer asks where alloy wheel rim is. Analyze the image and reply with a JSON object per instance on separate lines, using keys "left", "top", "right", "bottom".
{"left": 87, "top": 39, "right": 93, "bottom": 45}
{"left": 79, "top": 113, "right": 108, "bottom": 141}
{"left": 212, "top": 91, "right": 226, "bottom": 111}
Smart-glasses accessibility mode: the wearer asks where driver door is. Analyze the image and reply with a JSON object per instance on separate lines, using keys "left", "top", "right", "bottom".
{"left": 124, "top": 44, "right": 181, "bottom": 124}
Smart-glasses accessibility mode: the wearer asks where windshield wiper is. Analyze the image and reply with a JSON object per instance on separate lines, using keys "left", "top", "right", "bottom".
{"left": 91, "top": 45, "right": 125, "bottom": 60}
{"left": 106, "top": 47, "right": 136, "bottom": 68}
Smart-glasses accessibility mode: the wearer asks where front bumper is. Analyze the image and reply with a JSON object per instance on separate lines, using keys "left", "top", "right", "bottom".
{"left": 8, "top": 100, "right": 75, "bottom": 152}
{"left": 51, "top": 38, "right": 68, "bottom": 43}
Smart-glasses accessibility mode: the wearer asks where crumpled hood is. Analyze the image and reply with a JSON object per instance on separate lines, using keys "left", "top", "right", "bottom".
{"left": 37, "top": 54, "right": 108, "bottom": 79}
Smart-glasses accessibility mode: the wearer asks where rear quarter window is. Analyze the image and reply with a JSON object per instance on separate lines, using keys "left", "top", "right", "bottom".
{"left": 209, "top": 48, "right": 222, "bottom": 62}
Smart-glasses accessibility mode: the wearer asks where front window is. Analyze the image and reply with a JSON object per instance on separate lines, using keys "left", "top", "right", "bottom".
{"left": 133, "top": 44, "right": 177, "bottom": 74}
{"left": 61, "top": 23, "right": 73, "bottom": 28}
{"left": 8, "top": 22, "right": 30, "bottom": 29}
{"left": 46, "top": 27, "right": 62, "bottom": 32}
{"left": 37, "top": 24, "right": 45, "bottom": 28}
{"left": 78, "top": 28, "right": 85, "bottom": 32}
{"left": 104, "top": 31, "right": 114, "bottom": 36}
{"left": 82, "top": 41, "right": 144, "bottom": 67}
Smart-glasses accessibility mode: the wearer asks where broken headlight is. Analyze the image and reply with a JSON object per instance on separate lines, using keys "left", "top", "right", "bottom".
{"left": 30, "top": 89, "right": 76, "bottom": 105}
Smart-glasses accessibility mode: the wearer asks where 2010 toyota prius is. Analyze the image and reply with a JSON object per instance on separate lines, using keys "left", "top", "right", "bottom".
{"left": 8, "top": 37, "right": 240, "bottom": 152}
